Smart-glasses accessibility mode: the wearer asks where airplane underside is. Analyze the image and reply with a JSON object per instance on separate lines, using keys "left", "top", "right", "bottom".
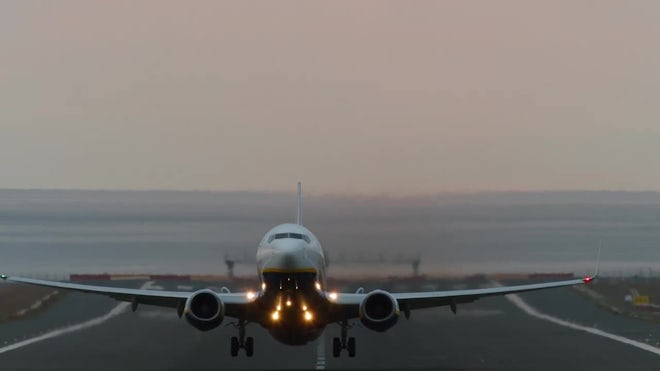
{"left": 260, "top": 271, "right": 326, "bottom": 345}
{"left": 268, "top": 325, "right": 325, "bottom": 346}
{"left": 228, "top": 271, "right": 357, "bottom": 356}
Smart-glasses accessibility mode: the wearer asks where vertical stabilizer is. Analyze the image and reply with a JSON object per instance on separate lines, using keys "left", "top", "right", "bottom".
{"left": 296, "top": 182, "right": 302, "bottom": 225}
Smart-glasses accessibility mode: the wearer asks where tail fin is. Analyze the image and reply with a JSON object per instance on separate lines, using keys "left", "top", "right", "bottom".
{"left": 296, "top": 182, "right": 302, "bottom": 225}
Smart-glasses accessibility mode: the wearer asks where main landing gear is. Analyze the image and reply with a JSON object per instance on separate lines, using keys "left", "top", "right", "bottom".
{"left": 230, "top": 320, "right": 254, "bottom": 357}
{"left": 332, "top": 320, "right": 356, "bottom": 357}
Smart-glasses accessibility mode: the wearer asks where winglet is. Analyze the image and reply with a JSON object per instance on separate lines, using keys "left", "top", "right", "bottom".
{"left": 593, "top": 246, "right": 601, "bottom": 278}
{"left": 583, "top": 247, "right": 601, "bottom": 284}
{"left": 296, "top": 182, "right": 302, "bottom": 225}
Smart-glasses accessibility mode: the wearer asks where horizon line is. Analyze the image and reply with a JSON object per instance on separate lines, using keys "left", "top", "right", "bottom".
{"left": 1, "top": 187, "right": 660, "bottom": 198}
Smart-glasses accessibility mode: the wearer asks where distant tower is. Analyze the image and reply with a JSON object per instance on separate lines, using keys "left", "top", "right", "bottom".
{"left": 224, "top": 253, "right": 235, "bottom": 279}
{"left": 411, "top": 256, "right": 421, "bottom": 277}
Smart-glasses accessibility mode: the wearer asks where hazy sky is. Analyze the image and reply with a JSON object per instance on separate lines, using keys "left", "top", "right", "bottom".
{"left": 1, "top": 1, "right": 659, "bottom": 195}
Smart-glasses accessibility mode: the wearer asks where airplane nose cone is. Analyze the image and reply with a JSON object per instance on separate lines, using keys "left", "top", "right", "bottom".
{"left": 272, "top": 239, "right": 308, "bottom": 253}
{"left": 264, "top": 240, "right": 314, "bottom": 272}
{"left": 269, "top": 251, "right": 299, "bottom": 270}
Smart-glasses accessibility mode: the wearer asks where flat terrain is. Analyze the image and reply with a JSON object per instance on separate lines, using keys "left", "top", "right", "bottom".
{"left": 577, "top": 277, "right": 660, "bottom": 323}
{"left": 0, "top": 278, "right": 658, "bottom": 370}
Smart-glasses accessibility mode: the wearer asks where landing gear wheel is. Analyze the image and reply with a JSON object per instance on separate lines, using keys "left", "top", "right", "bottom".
{"left": 333, "top": 320, "right": 356, "bottom": 357}
{"left": 332, "top": 337, "right": 341, "bottom": 358}
{"left": 230, "top": 319, "right": 251, "bottom": 357}
{"left": 347, "top": 337, "right": 356, "bottom": 357}
{"left": 230, "top": 336, "right": 239, "bottom": 357}
{"left": 245, "top": 337, "right": 254, "bottom": 357}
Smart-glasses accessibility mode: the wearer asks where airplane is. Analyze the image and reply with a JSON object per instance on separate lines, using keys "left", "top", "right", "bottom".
{"left": 1, "top": 183, "right": 597, "bottom": 357}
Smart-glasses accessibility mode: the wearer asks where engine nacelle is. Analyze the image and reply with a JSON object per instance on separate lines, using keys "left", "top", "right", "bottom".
{"left": 359, "top": 290, "right": 400, "bottom": 332}
{"left": 184, "top": 289, "right": 225, "bottom": 332}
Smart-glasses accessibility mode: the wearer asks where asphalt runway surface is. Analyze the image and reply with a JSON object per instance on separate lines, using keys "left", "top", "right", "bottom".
{"left": 1, "top": 279, "right": 658, "bottom": 370}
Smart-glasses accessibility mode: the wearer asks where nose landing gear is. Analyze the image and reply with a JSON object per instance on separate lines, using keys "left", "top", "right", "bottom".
{"left": 230, "top": 320, "right": 254, "bottom": 357}
{"left": 332, "top": 320, "right": 356, "bottom": 357}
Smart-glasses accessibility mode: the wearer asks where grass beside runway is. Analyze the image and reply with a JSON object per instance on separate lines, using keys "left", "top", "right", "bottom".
{"left": 0, "top": 284, "right": 63, "bottom": 324}
{"left": 575, "top": 277, "right": 660, "bottom": 324}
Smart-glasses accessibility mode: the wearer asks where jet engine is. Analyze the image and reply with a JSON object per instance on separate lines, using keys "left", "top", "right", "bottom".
{"left": 184, "top": 289, "right": 225, "bottom": 331}
{"left": 359, "top": 290, "right": 400, "bottom": 332}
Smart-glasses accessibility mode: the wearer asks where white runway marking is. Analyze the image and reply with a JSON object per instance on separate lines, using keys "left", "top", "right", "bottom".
{"left": 506, "top": 292, "right": 660, "bottom": 356}
{"left": 315, "top": 333, "right": 326, "bottom": 369}
{"left": 14, "top": 290, "right": 59, "bottom": 317}
{"left": 0, "top": 281, "right": 155, "bottom": 355}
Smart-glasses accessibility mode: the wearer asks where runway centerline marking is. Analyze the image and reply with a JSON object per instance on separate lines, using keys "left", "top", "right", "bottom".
{"left": 505, "top": 290, "right": 660, "bottom": 356}
{"left": 315, "top": 333, "right": 326, "bottom": 369}
{"left": 0, "top": 281, "right": 155, "bottom": 355}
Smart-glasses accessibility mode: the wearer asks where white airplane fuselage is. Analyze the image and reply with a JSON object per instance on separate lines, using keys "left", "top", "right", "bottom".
{"left": 255, "top": 223, "right": 328, "bottom": 345}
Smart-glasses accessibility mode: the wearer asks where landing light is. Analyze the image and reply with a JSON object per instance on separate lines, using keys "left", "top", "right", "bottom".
{"left": 246, "top": 291, "right": 256, "bottom": 300}
{"left": 272, "top": 311, "right": 280, "bottom": 320}
{"left": 262, "top": 282, "right": 266, "bottom": 290}
{"left": 304, "top": 311, "right": 313, "bottom": 321}
{"left": 328, "top": 292, "right": 338, "bottom": 300}
{"left": 302, "top": 305, "right": 308, "bottom": 311}
{"left": 315, "top": 282, "right": 321, "bottom": 290}
{"left": 276, "top": 305, "right": 281, "bottom": 311}
{"left": 286, "top": 300, "right": 292, "bottom": 307}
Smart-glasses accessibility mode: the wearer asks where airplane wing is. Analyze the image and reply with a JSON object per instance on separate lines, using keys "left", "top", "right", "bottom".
{"left": 2, "top": 274, "right": 595, "bottom": 324}
{"left": 326, "top": 276, "right": 594, "bottom": 322}
{"left": 0, "top": 275, "right": 252, "bottom": 318}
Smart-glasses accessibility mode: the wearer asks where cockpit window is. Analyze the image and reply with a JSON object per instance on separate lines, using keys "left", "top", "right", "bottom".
{"left": 267, "top": 233, "right": 311, "bottom": 243}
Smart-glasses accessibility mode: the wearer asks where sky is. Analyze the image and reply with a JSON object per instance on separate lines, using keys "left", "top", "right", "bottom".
{"left": 1, "top": 1, "right": 659, "bottom": 195}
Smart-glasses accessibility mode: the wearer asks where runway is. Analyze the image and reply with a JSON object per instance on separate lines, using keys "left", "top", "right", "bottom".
{"left": 1, "top": 278, "right": 658, "bottom": 370}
